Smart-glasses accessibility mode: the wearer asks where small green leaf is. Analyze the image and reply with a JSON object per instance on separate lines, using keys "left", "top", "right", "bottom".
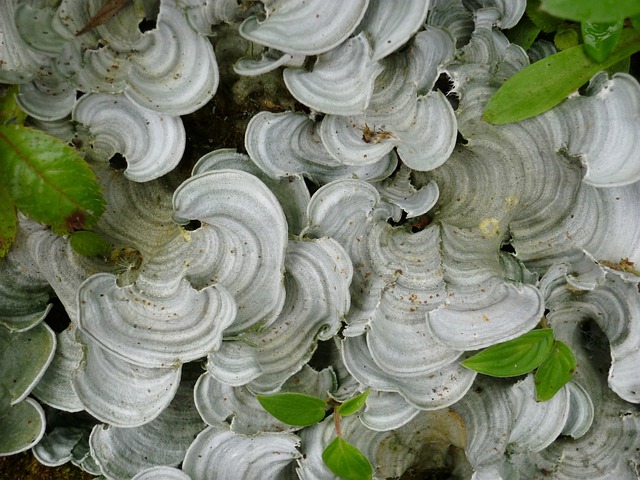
{"left": 553, "top": 24, "right": 580, "bottom": 51}
{"left": 337, "top": 389, "right": 370, "bottom": 417}
{"left": 461, "top": 329, "right": 554, "bottom": 377}
{"left": 0, "top": 186, "right": 17, "bottom": 258}
{"left": 257, "top": 392, "right": 327, "bottom": 427}
{"left": 322, "top": 437, "right": 372, "bottom": 480}
{"left": 69, "top": 231, "right": 112, "bottom": 257}
{"left": 506, "top": 16, "right": 541, "bottom": 51}
{"left": 541, "top": 0, "right": 640, "bottom": 23}
{"left": 534, "top": 340, "right": 576, "bottom": 402}
{"left": 581, "top": 21, "right": 624, "bottom": 63}
{"left": 483, "top": 28, "right": 640, "bottom": 124}
{"left": 0, "top": 86, "right": 27, "bottom": 126}
{"left": 0, "top": 125, "right": 105, "bottom": 234}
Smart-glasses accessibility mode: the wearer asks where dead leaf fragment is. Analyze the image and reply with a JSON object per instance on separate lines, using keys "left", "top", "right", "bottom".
{"left": 76, "top": 0, "right": 132, "bottom": 36}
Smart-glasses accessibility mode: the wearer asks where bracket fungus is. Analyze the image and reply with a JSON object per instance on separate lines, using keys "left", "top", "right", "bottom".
{"left": 1, "top": 0, "right": 640, "bottom": 478}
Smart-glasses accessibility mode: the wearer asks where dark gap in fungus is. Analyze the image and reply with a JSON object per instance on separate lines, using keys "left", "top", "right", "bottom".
{"left": 543, "top": 308, "right": 550, "bottom": 316}
{"left": 579, "top": 319, "right": 610, "bottom": 370}
{"left": 434, "top": 72, "right": 459, "bottom": 111}
{"left": 45, "top": 297, "right": 71, "bottom": 333}
{"left": 138, "top": 17, "right": 157, "bottom": 33}
{"left": 500, "top": 241, "right": 515, "bottom": 254}
{"left": 109, "top": 152, "right": 128, "bottom": 170}
{"left": 183, "top": 219, "right": 202, "bottom": 231}
{"left": 70, "top": 135, "right": 83, "bottom": 149}
{"left": 577, "top": 82, "right": 590, "bottom": 96}
{"left": 387, "top": 210, "right": 432, "bottom": 233}
{"left": 301, "top": 55, "right": 317, "bottom": 72}
{"left": 307, "top": 340, "right": 334, "bottom": 371}
{"left": 75, "top": 90, "right": 85, "bottom": 100}
{"left": 387, "top": 209, "right": 408, "bottom": 227}
{"left": 434, "top": 72, "right": 453, "bottom": 94}
{"left": 456, "top": 131, "right": 468, "bottom": 146}
{"left": 630, "top": 51, "right": 640, "bottom": 81}
{"left": 303, "top": 177, "right": 320, "bottom": 196}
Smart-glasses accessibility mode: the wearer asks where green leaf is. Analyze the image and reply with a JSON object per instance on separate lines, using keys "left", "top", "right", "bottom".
{"left": 553, "top": 24, "right": 580, "bottom": 51}
{"left": 337, "top": 389, "right": 370, "bottom": 417}
{"left": 322, "top": 437, "right": 372, "bottom": 480}
{"left": 582, "top": 21, "right": 624, "bottom": 63}
{"left": 534, "top": 340, "right": 576, "bottom": 401}
{"left": 506, "top": 16, "right": 541, "bottom": 51}
{"left": 541, "top": 0, "right": 640, "bottom": 23}
{"left": 483, "top": 27, "right": 640, "bottom": 124}
{"left": 526, "top": 0, "right": 563, "bottom": 33}
{"left": 69, "top": 230, "right": 112, "bottom": 257}
{"left": 0, "top": 125, "right": 105, "bottom": 234}
{"left": 257, "top": 392, "right": 327, "bottom": 427}
{"left": 461, "top": 328, "right": 554, "bottom": 377}
{"left": 0, "top": 86, "right": 27, "bottom": 126}
{"left": 0, "top": 186, "right": 17, "bottom": 258}
{"left": 607, "top": 56, "right": 631, "bottom": 74}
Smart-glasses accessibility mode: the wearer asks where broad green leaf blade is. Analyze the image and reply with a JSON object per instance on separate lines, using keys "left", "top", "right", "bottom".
{"left": 337, "top": 389, "right": 370, "bottom": 417}
{"left": 582, "top": 21, "right": 624, "bottom": 63}
{"left": 257, "top": 392, "right": 326, "bottom": 427}
{"left": 541, "top": 0, "right": 640, "bottom": 23}
{"left": 484, "top": 28, "right": 640, "bottom": 124}
{"left": 0, "top": 125, "right": 105, "bottom": 234}
{"left": 0, "top": 86, "right": 27, "bottom": 126}
{"left": 69, "top": 230, "right": 112, "bottom": 257}
{"left": 534, "top": 340, "right": 576, "bottom": 402}
{"left": 0, "top": 186, "right": 17, "bottom": 258}
{"left": 322, "top": 437, "right": 372, "bottom": 480}
{"left": 461, "top": 329, "right": 554, "bottom": 377}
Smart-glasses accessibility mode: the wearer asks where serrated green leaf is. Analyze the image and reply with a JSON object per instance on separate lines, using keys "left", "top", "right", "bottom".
{"left": 582, "top": 21, "right": 624, "bottom": 63}
{"left": 534, "top": 340, "right": 576, "bottom": 401}
{"left": 322, "top": 437, "right": 372, "bottom": 480}
{"left": 541, "top": 0, "right": 640, "bottom": 23}
{"left": 506, "top": 16, "right": 541, "bottom": 51}
{"left": 0, "top": 125, "right": 105, "bottom": 234}
{"left": 483, "top": 28, "right": 640, "bottom": 124}
{"left": 461, "top": 329, "right": 554, "bottom": 377}
{"left": 69, "top": 231, "right": 112, "bottom": 257}
{"left": 0, "top": 186, "right": 17, "bottom": 258}
{"left": 0, "top": 86, "right": 27, "bottom": 126}
{"left": 337, "top": 389, "right": 370, "bottom": 417}
{"left": 257, "top": 392, "right": 326, "bottom": 427}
